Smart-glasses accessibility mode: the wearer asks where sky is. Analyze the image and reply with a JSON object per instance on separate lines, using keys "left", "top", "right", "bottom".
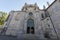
{"left": 0, "top": 0, "right": 55, "bottom": 13}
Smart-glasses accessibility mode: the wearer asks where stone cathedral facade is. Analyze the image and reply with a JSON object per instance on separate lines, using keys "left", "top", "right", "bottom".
{"left": 2, "top": 0, "right": 60, "bottom": 40}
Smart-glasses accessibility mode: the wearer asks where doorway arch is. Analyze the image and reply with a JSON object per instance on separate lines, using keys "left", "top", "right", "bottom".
{"left": 27, "top": 19, "right": 34, "bottom": 34}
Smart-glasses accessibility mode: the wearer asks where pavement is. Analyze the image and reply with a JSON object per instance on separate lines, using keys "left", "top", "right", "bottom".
{"left": 0, "top": 35, "right": 41, "bottom": 40}
{"left": 0, "top": 35, "right": 18, "bottom": 40}
{"left": 0, "top": 35, "right": 58, "bottom": 40}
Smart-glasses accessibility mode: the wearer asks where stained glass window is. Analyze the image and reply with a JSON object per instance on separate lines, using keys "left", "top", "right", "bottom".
{"left": 27, "top": 19, "right": 34, "bottom": 27}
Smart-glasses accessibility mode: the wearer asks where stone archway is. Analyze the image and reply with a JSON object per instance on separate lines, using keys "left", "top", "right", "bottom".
{"left": 27, "top": 19, "right": 34, "bottom": 34}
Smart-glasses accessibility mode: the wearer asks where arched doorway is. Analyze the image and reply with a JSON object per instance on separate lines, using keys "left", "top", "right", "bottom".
{"left": 27, "top": 19, "right": 34, "bottom": 34}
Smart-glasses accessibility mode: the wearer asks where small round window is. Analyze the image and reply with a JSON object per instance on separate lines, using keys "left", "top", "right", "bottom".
{"left": 29, "top": 12, "right": 33, "bottom": 16}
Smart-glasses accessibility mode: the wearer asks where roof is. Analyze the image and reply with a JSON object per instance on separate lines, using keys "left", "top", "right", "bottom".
{"left": 46, "top": 0, "right": 57, "bottom": 10}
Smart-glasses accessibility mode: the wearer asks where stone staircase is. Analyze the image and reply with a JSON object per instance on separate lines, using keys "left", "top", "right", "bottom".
{"left": 17, "top": 34, "right": 47, "bottom": 40}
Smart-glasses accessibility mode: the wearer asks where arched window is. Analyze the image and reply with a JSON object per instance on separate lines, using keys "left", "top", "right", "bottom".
{"left": 41, "top": 13, "right": 44, "bottom": 20}
{"left": 41, "top": 13, "right": 44, "bottom": 18}
{"left": 27, "top": 19, "right": 34, "bottom": 27}
{"left": 27, "top": 19, "right": 34, "bottom": 34}
{"left": 45, "top": 11, "right": 49, "bottom": 17}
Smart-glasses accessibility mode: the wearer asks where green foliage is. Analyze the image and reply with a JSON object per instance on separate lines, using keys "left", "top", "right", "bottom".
{"left": 0, "top": 12, "right": 7, "bottom": 25}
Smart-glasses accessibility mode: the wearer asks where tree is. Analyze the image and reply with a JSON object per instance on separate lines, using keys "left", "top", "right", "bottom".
{"left": 0, "top": 12, "right": 7, "bottom": 25}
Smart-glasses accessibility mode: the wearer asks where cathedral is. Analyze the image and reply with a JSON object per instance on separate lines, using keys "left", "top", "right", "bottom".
{"left": 1, "top": 0, "right": 60, "bottom": 40}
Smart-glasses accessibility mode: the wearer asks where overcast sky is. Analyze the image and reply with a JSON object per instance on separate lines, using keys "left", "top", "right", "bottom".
{"left": 0, "top": 0, "right": 55, "bottom": 13}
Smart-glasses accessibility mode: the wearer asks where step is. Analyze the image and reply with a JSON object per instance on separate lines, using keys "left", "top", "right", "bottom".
{"left": 17, "top": 34, "right": 47, "bottom": 40}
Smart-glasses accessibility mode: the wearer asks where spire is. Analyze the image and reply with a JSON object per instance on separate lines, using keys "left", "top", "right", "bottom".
{"left": 47, "top": 2, "right": 50, "bottom": 6}
{"left": 35, "top": 3, "right": 37, "bottom": 6}
{"left": 43, "top": 5, "right": 46, "bottom": 9}
{"left": 25, "top": 3, "right": 27, "bottom": 5}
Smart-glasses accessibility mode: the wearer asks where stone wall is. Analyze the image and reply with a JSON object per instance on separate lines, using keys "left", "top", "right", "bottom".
{"left": 47, "top": 0, "right": 60, "bottom": 39}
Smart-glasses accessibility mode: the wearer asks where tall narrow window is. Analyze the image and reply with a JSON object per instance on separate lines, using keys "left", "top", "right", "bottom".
{"left": 41, "top": 13, "right": 44, "bottom": 20}
{"left": 45, "top": 11, "right": 49, "bottom": 17}
{"left": 27, "top": 19, "right": 34, "bottom": 34}
{"left": 41, "top": 13, "right": 44, "bottom": 18}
